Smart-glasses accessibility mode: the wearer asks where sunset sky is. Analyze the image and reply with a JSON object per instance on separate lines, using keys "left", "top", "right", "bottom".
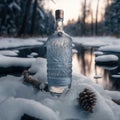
{"left": 43, "top": 0, "right": 107, "bottom": 24}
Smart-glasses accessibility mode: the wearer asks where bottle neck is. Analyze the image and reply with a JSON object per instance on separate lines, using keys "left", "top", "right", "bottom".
{"left": 56, "top": 19, "right": 63, "bottom": 32}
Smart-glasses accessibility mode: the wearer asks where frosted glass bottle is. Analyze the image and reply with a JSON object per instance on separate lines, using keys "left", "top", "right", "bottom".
{"left": 46, "top": 10, "right": 72, "bottom": 94}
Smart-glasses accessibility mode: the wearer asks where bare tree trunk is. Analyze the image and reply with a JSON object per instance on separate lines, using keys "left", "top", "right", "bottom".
{"left": 95, "top": 0, "right": 100, "bottom": 36}
{"left": 29, "top": 0, "right": 38, "bottom": 36}
{"left": 106, "top": 0, "right": 111, "bottom": 6}
{"left": 91, "top": 11, "right": 94, "bottom": 36}
{"left": 88, "top": 1, "right": 94, "bottom": 36}
{"left": 82, "top": 0, "right": 87, "bottom": 36}
{"left": 18, "top": 0, "right": 32, "bottom": 36}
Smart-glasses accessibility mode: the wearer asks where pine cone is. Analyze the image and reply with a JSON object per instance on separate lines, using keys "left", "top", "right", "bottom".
{"left": 78, "top": 88, "right": 97, "bottom": 113}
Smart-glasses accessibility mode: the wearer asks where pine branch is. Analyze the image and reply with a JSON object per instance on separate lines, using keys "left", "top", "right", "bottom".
{"left": 23, "top": 70, "right": 48, "bottom": 91}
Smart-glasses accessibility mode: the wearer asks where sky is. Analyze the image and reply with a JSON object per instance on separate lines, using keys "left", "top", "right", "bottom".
{"left": 43, "top": 0, "right": 107, "bottom": 24}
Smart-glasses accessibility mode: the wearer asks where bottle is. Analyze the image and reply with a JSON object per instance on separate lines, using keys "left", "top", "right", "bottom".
{"left": 46, "top": 9, "right": 72, "bottom": 94}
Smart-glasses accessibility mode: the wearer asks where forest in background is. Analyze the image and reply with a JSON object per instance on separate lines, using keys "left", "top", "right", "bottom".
{"left": 65, "top": 0, "right": 120, "bottom": 37}
{"left": 0, "top": 0, "right": 120, "bottom": 37}
{"left": 0, "top": 0, "right": 55, "bottom": 37}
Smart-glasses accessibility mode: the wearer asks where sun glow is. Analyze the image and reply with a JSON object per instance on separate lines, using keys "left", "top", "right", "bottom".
{"left": 43, "top": 0, "right": 107, "bottom": 24}
{"left": 43, "top": 0, "right": 81, "bottom": 24}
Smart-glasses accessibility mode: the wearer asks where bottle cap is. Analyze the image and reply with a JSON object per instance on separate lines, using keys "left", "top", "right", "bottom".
{"left": 55, "top": 9, "right": 64, "bottom": 20}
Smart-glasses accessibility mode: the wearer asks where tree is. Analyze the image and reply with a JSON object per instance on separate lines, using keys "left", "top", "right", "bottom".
{"left": 0, "top": 0, "right": 55, "bottom": 36}
{"left": 95, "top": 0, "right": 100, "bottom": 35}
{"left": 29, "top": 0, "right": 38, "bottom": 36}
{"left": 104, "top": 0, "right": 120, "bottom": 36}
{"left": 81, "top": 0, "right": 87, "bottom": 36}
{"left": 18, "top": 0, "right": 32, "bottom": 36}
{"left": 80, "top": 0, "right": 93, "bottom": 36}
{"left": 0, "top": 0, "right": 21, "bottom": 36}
{"left": 90, "top": 9, "right": 94, "bottom": 35}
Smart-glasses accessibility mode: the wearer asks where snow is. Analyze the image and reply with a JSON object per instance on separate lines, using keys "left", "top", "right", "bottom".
{"left": 73, "top": 37, "right": 120, "bottom": 50}
{"left": 73, "top": 37, "right": 108, "bottom": 47}
{"left": 0, "top": 55, "right": 35, "bottom": 68}
{"left": 37, "top": 8, "right": 45, "bottom": 20}
{"left": 30, "top": 52, "right": 38, "bottom": 57}
{"left": 0, "top": 36, "right": 120, "bottom": 50}
{"left": 106, "top": 90, "right": 120, "bottom": 100}
{"left": 94, "top": 51, "right": 104, "bottom": 56}
{"left": 0, "top": 97, "right": 59, "bottom": 120}
{"left": 0, "top": 57, "right": 120, "bottom": 120}
{"left": 27, "top": 52, "right": 38, "bottom": 58}
{"left": 112, "top": 75, "right": 120, "bottom": 78}
{"left": 9, "top": 2, "right": 21, "bottom": 11}
{"left": 72, "top": 49, "right": 78, "bottom": 54}
{"left": 103, "top": 66, "right": 118, "bottom": 70}
{"left": 0, "top": 37, "right": 120, "bottom": 120}
{"left": 0, "top": 50, "right": 18, "bottom": 57}
{"left": 29, "top": 58, "right": 47, "bottom": 83}
{"left": 72, "top": 43, "right": 75, "bottom": 47}
{"left": 1, "top": 72, "right": 120, "bottom": 120}
{"left": 0, "top": 37, "right": 44, "bottom": 49}
{"left": 95, "top": 55, "right": 119, "bottom": 62}
{"left": 27, "top": 55, "right": 34, "bottom": 58}
{"left": 98, "top": 45, "right": 120, "bottom": 53}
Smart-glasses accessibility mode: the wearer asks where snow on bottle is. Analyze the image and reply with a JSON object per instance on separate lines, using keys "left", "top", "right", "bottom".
{"left": 46, "top": 9, "right": 72, "bottom": 94}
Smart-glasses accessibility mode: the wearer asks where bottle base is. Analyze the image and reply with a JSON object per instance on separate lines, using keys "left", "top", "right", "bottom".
{"left": 49, "top": 86, "right": 69, "bottom": 94}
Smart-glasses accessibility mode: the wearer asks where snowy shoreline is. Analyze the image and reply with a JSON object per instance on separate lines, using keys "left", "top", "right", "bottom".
{"left": 0, "top": 57, "right": 120, "bottom": 120}
{"left": 0, "top": 37, "right": 120, "bottom": 120}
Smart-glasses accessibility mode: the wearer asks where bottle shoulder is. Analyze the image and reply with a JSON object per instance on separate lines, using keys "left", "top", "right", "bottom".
{"left": 47, "top": 31, "right": 72, "bottom": 43}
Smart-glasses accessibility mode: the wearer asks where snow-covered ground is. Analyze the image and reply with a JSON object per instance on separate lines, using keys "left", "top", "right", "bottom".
{"left": 0, "top": 36, "right": 120, "bottom": 50}
{"left": 0, "top": 37, "right": 44, "bottom": 49}
{"left": 0, "top": 37, "right": 120, "bottom": 120}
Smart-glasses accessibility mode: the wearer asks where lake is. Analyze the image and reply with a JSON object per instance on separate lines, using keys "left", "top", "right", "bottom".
{"left": 73, "top": 43, "right": 120, "bottom": 91}
{"left": 0, "top": 40, "right": 120, "bottom": 91}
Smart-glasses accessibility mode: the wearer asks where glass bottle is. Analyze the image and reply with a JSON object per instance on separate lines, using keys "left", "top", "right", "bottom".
{"left": 46, "top": 9, "right": 72, "bottom": 94}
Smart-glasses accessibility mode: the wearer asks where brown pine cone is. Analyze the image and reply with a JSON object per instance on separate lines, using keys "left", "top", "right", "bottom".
{"left": 78, "top": 88, "right": 97, "bottom": 113}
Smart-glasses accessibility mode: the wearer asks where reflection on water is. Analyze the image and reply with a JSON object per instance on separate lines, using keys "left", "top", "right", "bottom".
{"left": 18, "top": 45, "right": 107, "bottom": 87}
{"left": 73, "top": 44, "right": 120, "bottom": 91}
{"left": 7, "top": 44, "right": 120, "bottom": 91}
{"left": 72, "top": 53, "right": 81, "bottom": 75}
